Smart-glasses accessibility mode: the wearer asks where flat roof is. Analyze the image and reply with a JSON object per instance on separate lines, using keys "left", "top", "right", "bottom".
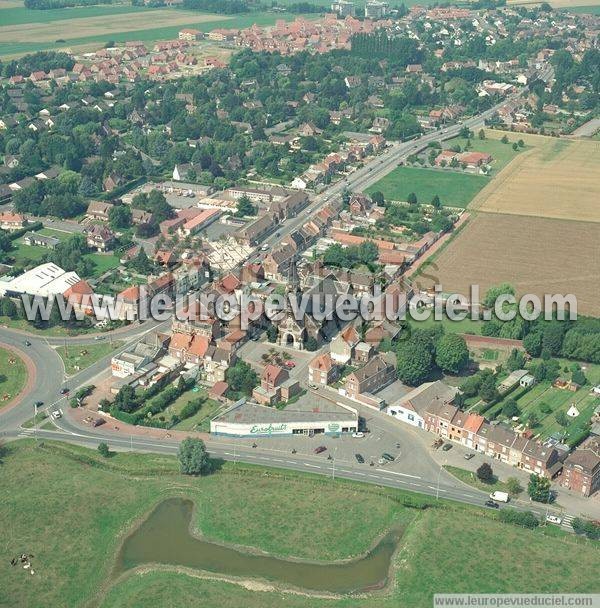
{"left": 215, "top": 401, "right": 356, "bottom": 425}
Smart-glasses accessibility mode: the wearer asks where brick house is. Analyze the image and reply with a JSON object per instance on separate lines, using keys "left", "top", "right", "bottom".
{"left": 308, "top": 352, "right": 338, "bottom": 386}
{"left": 561, "top": 437, "right": 600, "bottom": 496}
{"left": 344, "top": 354, "right": 396, "bottom": 401}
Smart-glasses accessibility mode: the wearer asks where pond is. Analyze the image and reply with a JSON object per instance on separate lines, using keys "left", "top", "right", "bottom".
{"left": 114, "top": 498, "right": 402, "bottom": 594}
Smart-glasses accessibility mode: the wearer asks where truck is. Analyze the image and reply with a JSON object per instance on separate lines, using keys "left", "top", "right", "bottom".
{"left": 489, "top": 491, "right": 509, "bottom": 503}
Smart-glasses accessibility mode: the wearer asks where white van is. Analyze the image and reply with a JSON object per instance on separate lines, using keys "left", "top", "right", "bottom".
{"left": 489, "top": 491, "right": 509, "bottom": 503}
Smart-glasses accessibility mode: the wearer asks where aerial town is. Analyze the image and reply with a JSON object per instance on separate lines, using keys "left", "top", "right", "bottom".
{"left": 0, "top": 0, "right": 599, "bottom": 605}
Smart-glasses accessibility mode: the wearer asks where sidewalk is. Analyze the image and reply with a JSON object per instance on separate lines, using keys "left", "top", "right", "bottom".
{"left": 429, "top": 440, "right": 600, "bottom": 519}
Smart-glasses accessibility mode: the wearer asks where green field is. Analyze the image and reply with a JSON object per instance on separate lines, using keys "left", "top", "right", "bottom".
{"left": 562, "top": 4, "right": 600, "bottom": 13}
{"left": 0, "top": 3, "right": 152, "bottom": 26}
{"left": 444, "top": 134, "right": 526, "bottom": 173}
{"left": 367, "top": 166, "right": 490, "bottom": 208}
{"left": 2, "top": 440, "right": 599, "bottom": 608}
{"left": 0, "top": 346, "right": 28, "bottom": 407}
{"left": 56, "top": 340, "right": 123, "bottom": 376}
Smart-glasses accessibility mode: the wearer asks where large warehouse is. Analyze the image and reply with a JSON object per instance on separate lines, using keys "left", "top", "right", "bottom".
{"left": 210, "top": 399, "right": 359, "bottom": 437}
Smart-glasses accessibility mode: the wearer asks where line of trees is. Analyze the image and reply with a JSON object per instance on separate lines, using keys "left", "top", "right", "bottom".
{"left": 350, "top": 33, "right": 422, "bottom": 63}
{"left": 24, "top": 0, "right": 110, "bottom": 8}
{"left": 182, "top": 0, "right": 249, "bottom": 13}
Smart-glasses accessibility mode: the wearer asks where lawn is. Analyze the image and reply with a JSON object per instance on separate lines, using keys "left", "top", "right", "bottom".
{"left": 84, "top": 252, "right": 122, "bottom": 277}
{"left": 0, "top": 346, "right": 28, "bottom": 408}
{"left": 9, "top": 227, "right": 70, "bottom": 266}
{"left": 367, "top": 166, "right": 490, "bottom": 208}
{"left": 2, "top": 440, "right": 600, "bottom": 608}
{"left": 409, "top": 314, "right": 483, "bottom": 335}
{"left": 444, "top": 132, "right": 527, "bottom": 173}
{"left": 0, "top": 315, "right": 96, "bottom": 336}
{"left": 167, "top": 388, "right": 223, "bottom": 431}
{"left": 443, "top": 465, "right": 512, "bottom": 495}
{"left": 56, "top": 340, "right": 123, "bottom": 376}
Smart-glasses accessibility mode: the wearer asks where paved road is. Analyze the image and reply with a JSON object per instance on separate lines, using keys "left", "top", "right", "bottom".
{"left": 7, "top": 424, "right": 565, "bottom": 524}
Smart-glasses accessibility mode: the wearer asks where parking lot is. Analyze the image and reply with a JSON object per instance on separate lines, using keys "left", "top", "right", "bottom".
{"left": 236, "top": 340, "right": 314, "bottom": 382}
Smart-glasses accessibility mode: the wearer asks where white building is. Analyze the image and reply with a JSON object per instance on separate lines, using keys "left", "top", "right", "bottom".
{"left": 211, "top": 399, "right": 358, "bottom": 437}
{"left": 0, "top": 263, "right": 81, "bottom": 298}
{"left": 385, "top": 381, "right": 459, "bottom": 429}
{"left": 365, "top": 0, "right": 388, "bottom": 19}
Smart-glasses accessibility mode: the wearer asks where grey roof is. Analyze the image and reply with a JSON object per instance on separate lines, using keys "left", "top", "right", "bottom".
{"left": 392, "top": 380, "right": 458, "bottom": 416}
{"left": 215, "top": 401, "right": 356, "bottom": 425}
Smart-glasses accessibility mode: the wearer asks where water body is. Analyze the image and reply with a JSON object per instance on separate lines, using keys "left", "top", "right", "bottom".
{"left": 114, "top": 498, "right": 402, "bottom": 594}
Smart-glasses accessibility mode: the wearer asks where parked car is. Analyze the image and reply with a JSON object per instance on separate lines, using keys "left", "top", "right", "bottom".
{"left": 464, "top": 453, "right": 475, "bottom": 460}
{"left": 284, "top": 361, "right": 296, "bottom": 368}
{"left": 355, "top": 453, "right": 365, "bottom": 464}
{"left": 442, "top": 443, "right": 453, "bottom": 451}
{"left": 34, "top": 400, "right": 44, "bottom": 407}
{"left": 314, "top": 445, "right": 327, "bottom": 454}
{"left": 489, "top": 491, "right": 510, "bottom": 503}
{"left": 24, "top": 340, "right": 31, "bottom": 346}
{"left": 352, "top": 431, "right": 365, "bottom": 438}
{"left": 381, "top": 453, "right": 395, "bottom": 462}
{"left": 546, "top": 515, "right": 562, "bottom": 525}
{"left": 91, "top": 418, "right": 106, "bottom": 428}
{"left": 484, "top": 500, "right": 500, "bottom": 509}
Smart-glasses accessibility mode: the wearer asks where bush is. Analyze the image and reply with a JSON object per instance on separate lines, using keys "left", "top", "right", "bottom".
{"left": 476, "top": 462, "right": 494, "bottom": 483}
{"left": 499, "top": 510, "right": 539, "bottom": 529}
{"left": 572, "top": 518, "right": 600, "bottom": 540}
{"left": 179, "top": 398, "right": 204, "bottom": 421}
{"left": 97, "top": 442, "right": 110, "bottom": 458}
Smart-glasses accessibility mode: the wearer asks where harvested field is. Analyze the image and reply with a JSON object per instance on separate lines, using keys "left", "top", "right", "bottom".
{"left": 0, "top": 9, "right": 226, "bottom": 43}
{"left": 419, "top": 213, "right": 600, "bottom": 317}
{"left": 471, "top": 136, "right": 600, "bottom": 222}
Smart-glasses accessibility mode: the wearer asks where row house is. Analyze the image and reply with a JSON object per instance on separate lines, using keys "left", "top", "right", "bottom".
{"left": 425, "top": 402, "right": 561, "bottom": 478}
{"left": 344, "top": 353, "right": 396, "bottom": 401}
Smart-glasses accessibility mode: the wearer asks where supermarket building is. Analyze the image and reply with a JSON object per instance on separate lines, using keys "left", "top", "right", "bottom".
{"left": 210, "top": 399, "right": 358, "bottom": 437}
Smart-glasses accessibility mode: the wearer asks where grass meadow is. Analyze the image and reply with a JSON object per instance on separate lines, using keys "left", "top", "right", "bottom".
{"left": 367, "top": 166, "right": 490, "bottom": 208}
{"left": 2, "top": 440, "right": 599, "bottom": 608}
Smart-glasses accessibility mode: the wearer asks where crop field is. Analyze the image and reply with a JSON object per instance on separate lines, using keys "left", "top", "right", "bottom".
{"left": 471, "top": 135, "right": 600, "bottom": 223}
{"left": 367, "top": 166, "right": 490, "bottom": 208}
{"left": 419, "top": 213, "right": 600, "bottom": 317}
{"left": 0, "top": 9, "right": 224, "bottom": 44}
{"left": 0, "top": 4, "right": 301, "bottom": 57}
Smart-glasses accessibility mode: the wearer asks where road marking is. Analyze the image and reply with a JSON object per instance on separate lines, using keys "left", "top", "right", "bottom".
{"left": 428, "top": 486, "right": 447, "bottom": 492}
{"left": 303, "top": 463, "right": 320, "bottom": 469}
{"left": 376, "top": 469, "right": 421, "bottom": 479}
{"left": 272, "top": 458, "right": 284, "bottom": 463}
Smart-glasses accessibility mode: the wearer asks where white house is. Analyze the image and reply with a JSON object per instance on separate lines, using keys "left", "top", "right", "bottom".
{"left": 291, "top": 176, "right": 308, "bottom": 190}
{"left": 386, "top": 381, "right": 459, "bottom": 430}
